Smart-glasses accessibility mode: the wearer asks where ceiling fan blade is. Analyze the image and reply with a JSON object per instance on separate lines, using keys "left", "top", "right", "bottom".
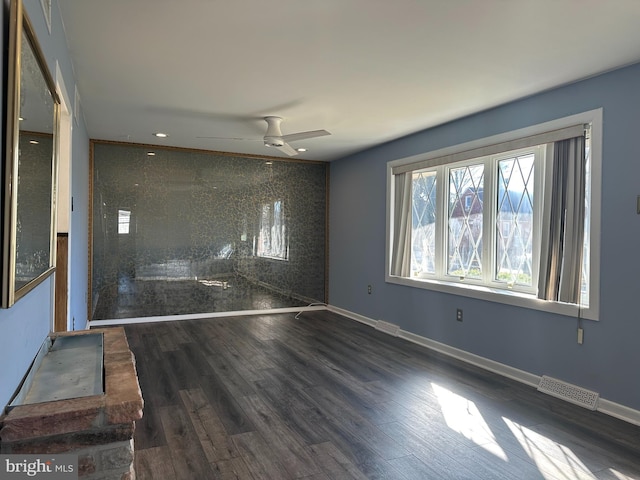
{"left": 279, "top": 142, "right": 298, "bottom": 156}
{"left": 281, "top": 129, "right": 331, "bottom": 143}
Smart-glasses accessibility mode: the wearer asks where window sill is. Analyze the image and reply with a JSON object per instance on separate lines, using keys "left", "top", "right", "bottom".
{"left": 256, "top": 255, "right": 289, "bottom": 262}
{"left": 386, "top": 274, "right": 597, "bottom": 321}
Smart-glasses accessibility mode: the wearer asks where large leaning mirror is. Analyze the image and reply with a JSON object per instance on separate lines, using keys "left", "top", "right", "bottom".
{"left": 3, "top": 0, "right": 59, "bottom": 308}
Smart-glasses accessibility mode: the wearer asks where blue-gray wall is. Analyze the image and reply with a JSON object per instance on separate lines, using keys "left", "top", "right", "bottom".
{"left": 329, "top": 62, "right": 640, "bottom": 412}
{"left": 2, "top": 0, "right": 638, "bottom": 419}
{"left": 0, "top": 0, "right": 90, "bottom": 408}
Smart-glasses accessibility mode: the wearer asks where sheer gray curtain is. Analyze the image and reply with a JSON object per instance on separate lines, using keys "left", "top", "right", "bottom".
{"left": 538, "top": 135, "right": 586, "bottom": 303}
{"left": 390, "top": 172, "right": 412, "bottom": 276}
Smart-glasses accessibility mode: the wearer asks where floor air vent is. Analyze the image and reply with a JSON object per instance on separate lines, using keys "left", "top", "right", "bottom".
{"left": 375, "top": 320, "right": 400, "bottom": 337}
{"left": 537, "top": 375, "right": 599, "bottom": 410}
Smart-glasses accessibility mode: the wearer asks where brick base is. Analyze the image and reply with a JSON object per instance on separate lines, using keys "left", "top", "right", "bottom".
{"left": 0, "top": 328, "right": 143, "bottom": 480}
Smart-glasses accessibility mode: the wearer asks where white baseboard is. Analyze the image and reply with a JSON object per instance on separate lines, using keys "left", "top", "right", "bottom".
{"left": 88, "top": 305, "right": 327, "bottom": 328}
{"left": 327, "top": 304, "right": 377, "bottom": 327}
{"left": 326, "top": 304, "right": 640, "bottom": 427}
{"left": 397, "top": 329, "right": 541, "bottom": 387}
{"left": 597, "top": 399, "right": 640, "bottom": 426}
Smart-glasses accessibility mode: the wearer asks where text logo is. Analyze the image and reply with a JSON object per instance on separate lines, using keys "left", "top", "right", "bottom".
{"left": 0, "top": 455, "right": 77, "bottom": 479}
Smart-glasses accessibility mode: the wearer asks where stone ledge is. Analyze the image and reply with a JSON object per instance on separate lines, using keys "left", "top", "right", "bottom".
{"left": 0, "top": 327, "right": 143, "bottom": 449}
{"left": 0, "top": 395, "right": 104, "bottom": 442}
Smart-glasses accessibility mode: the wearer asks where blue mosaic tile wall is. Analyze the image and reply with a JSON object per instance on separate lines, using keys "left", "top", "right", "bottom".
{"left": 91, "top": 143, "right": 327, "bottom": 319}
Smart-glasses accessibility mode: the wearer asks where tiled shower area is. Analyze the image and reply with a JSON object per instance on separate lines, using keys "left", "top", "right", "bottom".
{"left": 91, "top": 143, "right": 327, "bottom": 320}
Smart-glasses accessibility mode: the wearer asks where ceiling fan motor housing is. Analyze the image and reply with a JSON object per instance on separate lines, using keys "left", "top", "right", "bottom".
{"left": 264, "top": 136, "right": 285, "bottom": 147}
{"left": 260, "top": 115, "right": 330, "bottom": 154}
{"left": 264, "top": 116, "right": 284, "bottom": 147}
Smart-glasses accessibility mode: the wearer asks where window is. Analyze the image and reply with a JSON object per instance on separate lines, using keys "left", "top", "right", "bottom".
{"left": 118, "top": 209, "right": 131, "bottom": 234}
{"left": 256, "top": 200, "right": 288, "bottom": 260}
{"left": 388, "top": 110, "right": 601, "bottom": 320}
{"left": 447, "top": 162, "right": 485, "bottom": 281}
{"left": 411, "top": 147, "right": 542, "bottom": 293}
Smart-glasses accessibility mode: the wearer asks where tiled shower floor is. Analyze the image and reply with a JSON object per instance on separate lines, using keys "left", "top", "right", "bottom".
{"left": 91, "top": 275, "right": 308, "bottom": 321}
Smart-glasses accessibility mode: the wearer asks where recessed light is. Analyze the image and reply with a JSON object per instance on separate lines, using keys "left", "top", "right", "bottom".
{"left": 147, "top": 152, "right": 156, "bottom": 156}
{"left": 265, "top": 161, "right": 273, "bottom": 165}
{"left": 153, "top": 132, "right": 168, "bottom": 138}
{"left": 29, "top": 140, "right": 39, "bottom": 144}
{"left": 296, "top": 148, "right": 307, "bottom": 152}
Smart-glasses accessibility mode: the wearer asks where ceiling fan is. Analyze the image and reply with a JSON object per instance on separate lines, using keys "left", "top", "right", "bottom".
{"left": 198, "top": 116, "right": 331, "bottom": 156}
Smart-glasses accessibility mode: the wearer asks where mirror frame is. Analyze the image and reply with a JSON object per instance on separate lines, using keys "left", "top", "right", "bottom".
{"left": 2, "top": 0, "right": 60, "bottom": 308}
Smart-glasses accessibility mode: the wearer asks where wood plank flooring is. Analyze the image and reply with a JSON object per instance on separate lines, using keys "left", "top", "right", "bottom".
{"left": 124, "top": 311, "right": 640, "bottom": 479}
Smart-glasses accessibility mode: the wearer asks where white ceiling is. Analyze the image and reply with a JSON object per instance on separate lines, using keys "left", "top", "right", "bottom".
{"left": 57, "top": 0, "right": 640, "bottom": 162}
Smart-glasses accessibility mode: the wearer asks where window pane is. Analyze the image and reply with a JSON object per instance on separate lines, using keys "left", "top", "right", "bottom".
{"left": 272, "top": 200, "right": 283, "bottom": 255}
{"left": 257, "top": 200, "right": 288, "bottom": 260}
{"left": 495, "top": 154, "right": 534, "bottom": 286}
{"left": 448, "top": 165, "right": 484, "bottom": 278}
{"left": 411, "top": 171, "right": 437, "bottom": 275}
{"left": 118, "top": 209, "right": 130, "bottom": 234}
{"left": 257, "top": 203, "right": 271, "bottom": 257}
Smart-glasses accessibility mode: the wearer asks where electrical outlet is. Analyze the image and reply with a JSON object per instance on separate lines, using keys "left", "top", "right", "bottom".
{"left": 367, "top": 284, "right": 372, "bottom": 294}
{"left": 456, "top": 309, "right": 463, "bottom": 322}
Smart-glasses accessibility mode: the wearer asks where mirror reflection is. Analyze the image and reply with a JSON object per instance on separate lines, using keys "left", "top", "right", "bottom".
{"left": 3, "top": 0, "right": 58, "bottom": 307}
{"left": 91, "top": 144, "right": 327, "bottom": 320}
{"left": 15, "top": 132, "right": 54, "bottom": 289}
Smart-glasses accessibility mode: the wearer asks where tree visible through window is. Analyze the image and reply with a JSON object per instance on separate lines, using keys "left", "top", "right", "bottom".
{"left": 411, "top": 171, "right": 437, "bottom": 275}
{"left": 448, "top": 164, "right": 484, "bottom": 279}
{"left": 496, "top": 153, "right": 535, "bottom": 287}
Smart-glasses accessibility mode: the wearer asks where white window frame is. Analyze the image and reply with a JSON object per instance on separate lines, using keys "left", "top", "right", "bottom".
{"left": 386, "top": 109, "right": 602, "bottom": 320}
{"left": 418, "top": 145, "right": 543, "bottom": 294}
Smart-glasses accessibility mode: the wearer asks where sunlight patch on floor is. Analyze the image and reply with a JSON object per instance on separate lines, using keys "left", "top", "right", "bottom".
{"left": 198, "top": 279, "right": 229, "bottom": 288}
{"left": 503, "top": 418, "right": 597, "bottom": 480}
{"left": 608, "top": 468, "right": 637, "bottom": 480}
{"left": 431, "top": 383, "right": 507, "bottom": 459}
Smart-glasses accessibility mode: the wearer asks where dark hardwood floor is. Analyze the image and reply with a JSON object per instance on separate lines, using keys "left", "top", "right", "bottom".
{"left": 124, "top": 311, "right": 640, "bottom": 479}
